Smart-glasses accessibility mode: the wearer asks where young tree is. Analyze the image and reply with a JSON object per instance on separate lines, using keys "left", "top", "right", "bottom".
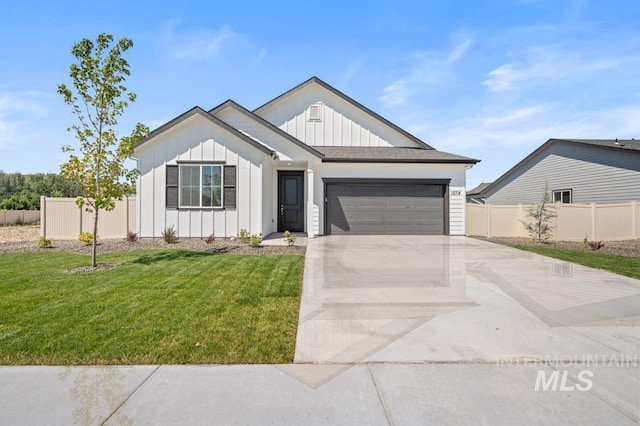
{"left": 58, "top": 33, "right": 148, "bottom": 267}
{"left": 520, "top": 183, "right": 557, "bottom": 243}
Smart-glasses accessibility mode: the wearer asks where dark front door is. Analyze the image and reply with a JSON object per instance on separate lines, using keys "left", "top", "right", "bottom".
{"left": 278, "top": 171, "right": 304, "bottom": 232}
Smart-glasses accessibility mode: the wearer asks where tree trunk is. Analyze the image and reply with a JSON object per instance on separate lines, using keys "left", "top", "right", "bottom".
{"left": 92, "top": 209, "right": 99, "bottom": 267}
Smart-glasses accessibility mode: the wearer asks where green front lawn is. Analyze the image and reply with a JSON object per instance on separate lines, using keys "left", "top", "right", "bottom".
{"left": 0, "top": 250, "right": 304, "bottom": 365}
{"left": 510, "top": 245, "right": 640, "bottom": 279}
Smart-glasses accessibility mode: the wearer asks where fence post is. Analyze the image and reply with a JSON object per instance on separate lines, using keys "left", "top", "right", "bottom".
{"left": 125, "top": 195, "right": 129, "bottom": 235}
{"left": 590, "top": 203, "right": 596, "bottom": 241}
{"left": 40, "top": 197, "right": 46, "bottom": 237}
{"left": 2, "top": 210, "right": 5, "bottom": 226}
{"left": 632, "top": 201, "right": 637, "bottom": 239}
{"left": 552, "top": 204, "right": 559, "bottom": 240}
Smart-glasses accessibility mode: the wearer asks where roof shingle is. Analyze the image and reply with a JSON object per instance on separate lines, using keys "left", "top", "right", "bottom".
{"left": 315, "top": 146, "right": 479, "bottom": 163}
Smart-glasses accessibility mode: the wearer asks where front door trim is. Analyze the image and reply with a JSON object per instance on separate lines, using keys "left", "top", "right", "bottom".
{"left": 278, "top": 171, "right": 305, "bottom": 232}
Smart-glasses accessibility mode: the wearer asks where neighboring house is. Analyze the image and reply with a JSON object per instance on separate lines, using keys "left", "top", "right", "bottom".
{"left": 133, "top": 77, "right": 479, "bottom": 238}
{"left": 468, "top": 139, "right": 640, "bottom": 205}
{"left": 466, "top": 182, "right": 491, "bottom": 204}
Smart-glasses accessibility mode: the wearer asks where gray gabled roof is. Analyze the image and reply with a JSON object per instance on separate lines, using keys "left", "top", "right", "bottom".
{"left": 315, "top": 146, "right": 479, "bottom": 164}
{"left": 134, "top": 106, "right": 276, "bottom": 157}
{"left": 253, "top": 76, "right": 435, "bottom": 150}
{"left": 553, "top": 139, "right": 640, "bottom": 151}
{"left": 472, "top": 138, "right": 640, "bottom": 196}
{"left": 467, "top": 182, "right": 492, "bottom": 195}
{"left": 209, "top": 100, "right": 324, "bottom": 158}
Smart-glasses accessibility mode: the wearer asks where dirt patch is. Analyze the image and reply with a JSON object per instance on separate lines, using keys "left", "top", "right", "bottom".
{"left": 0, "top": 237, "right": 305, "bottom": 256}
{"left": 0, "top": 225, "right": 40, "bottom": 243}
{"left": 474, "top": 236, "right": 640, "bottom": 258}
{"left": 66, "top": 264, "right": 120, "bottom": 274}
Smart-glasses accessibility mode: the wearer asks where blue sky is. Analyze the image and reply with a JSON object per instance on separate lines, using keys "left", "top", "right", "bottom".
{"left": 1, "top": 0, "right": 639, "bottom": 189}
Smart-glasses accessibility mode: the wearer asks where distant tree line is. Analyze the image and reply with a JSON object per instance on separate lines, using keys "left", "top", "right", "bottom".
{"left": 0, "top": 171, "right": 82, "bottom": 210}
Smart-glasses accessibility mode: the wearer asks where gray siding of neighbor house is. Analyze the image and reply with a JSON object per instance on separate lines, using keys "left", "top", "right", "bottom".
{"left": 484, "top": 142, "right": 640, "bottom": 204}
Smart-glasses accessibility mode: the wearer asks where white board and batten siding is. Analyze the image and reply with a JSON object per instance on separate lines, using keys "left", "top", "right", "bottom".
{"left": 257, "top": 84, "right": 417, "bottom": 148}
{"left": 136, "top": 115, "right": 267, "bottom": 238}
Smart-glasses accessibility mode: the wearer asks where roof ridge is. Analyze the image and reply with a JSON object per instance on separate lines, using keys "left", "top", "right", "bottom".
{"left": 209, "top": 99, "right": 324, "bottom": 158}
{"left": 252, "top": 76, "right": 436, "bottom": 150}
{"left": 134, "top": 106, "right": 276, "bottom": 157}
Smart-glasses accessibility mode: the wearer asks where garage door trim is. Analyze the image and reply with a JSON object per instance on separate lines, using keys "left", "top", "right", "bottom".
{"left": 322, "top": 178, "right": 450, "bottom": 235}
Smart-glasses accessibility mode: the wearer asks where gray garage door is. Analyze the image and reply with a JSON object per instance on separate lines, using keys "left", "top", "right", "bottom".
{"left": 326, "top": 183, "right": 446, "bottom": 235}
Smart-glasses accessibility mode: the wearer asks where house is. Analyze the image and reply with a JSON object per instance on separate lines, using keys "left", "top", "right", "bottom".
{"left": 133, "top": 77, "right": 479, "bottom": 238}
{"left": 468, "top": 139, "right": 640, "bottom": 205}
{"left": 466, "top": 182, "right": 491, "bottom": 204}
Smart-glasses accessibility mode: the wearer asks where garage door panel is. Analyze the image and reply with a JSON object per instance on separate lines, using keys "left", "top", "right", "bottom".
{"left": 326, "top": 183, "right": 445, "bottom": 235}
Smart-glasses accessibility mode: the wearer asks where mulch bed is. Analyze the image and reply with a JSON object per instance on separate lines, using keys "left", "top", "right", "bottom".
{"left": 0, "top": 238, "right": 306, "bottom": 256}
{"left": 66, "top": 264, "right": 120, "bottom": 274}
{"left": 473, "top": 236, "right": 640, "bottom": 258}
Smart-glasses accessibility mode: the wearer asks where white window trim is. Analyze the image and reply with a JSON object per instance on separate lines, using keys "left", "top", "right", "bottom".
{"left": 178, "top": 164, "right": 224, "bottom": 209}
{"left": 552, "top": 189, "right": 572, "bottom": 204}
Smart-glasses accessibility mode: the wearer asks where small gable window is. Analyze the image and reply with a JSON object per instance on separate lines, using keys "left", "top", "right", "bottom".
{"left": 552, "top": 189, "right": 572, "bottom": 204}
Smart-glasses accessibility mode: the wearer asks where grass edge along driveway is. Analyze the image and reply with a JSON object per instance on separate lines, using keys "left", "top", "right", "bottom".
{"left": 0, "top": 249, "right": 304, "bottom": 365}
{"left": 508, "top": 244, "right": 640, "bottom": 280}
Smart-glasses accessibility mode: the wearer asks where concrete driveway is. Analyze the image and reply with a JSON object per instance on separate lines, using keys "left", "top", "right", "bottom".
{"left": 294, "top": 236, "right": 640, "bottom": 421}
{"left": 295, "top": 236, "right": 640, "bottom": 363}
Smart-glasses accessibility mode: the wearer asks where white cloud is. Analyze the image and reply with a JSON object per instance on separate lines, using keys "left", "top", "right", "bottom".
{"left": 379, "top": 80, "right": 411, "bottom": 107}
{"left": 0, "top": 92, "right": 49, "bottom": 150}
{"left": 378, "top": 55, "right": 450, "bottom": 107}
{"left": 483, "top": 46, "right": 624, "bottom": 92}
{"left": 448, "top": 39, "right": 473, "bottom": 64}
{"left": 165, "top": 24, "right": 239, "bottom": 61}
{"left": 483, "top": 105, "right": 548, "bottom": 126}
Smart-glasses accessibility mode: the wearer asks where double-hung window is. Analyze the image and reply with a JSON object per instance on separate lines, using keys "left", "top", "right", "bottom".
{"left": 180, "top": 165, "right": 222, "bottom": 208}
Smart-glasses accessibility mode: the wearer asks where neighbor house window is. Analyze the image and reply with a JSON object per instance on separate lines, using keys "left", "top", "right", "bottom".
{"left": 179, "top": 165, "right": 222, "bottom": 208}
{"left": 552, "top": 189, "right": 572, "bottom": 204}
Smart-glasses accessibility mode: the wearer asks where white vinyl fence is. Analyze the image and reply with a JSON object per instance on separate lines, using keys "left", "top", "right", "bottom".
{"left": 0, "top": 210, "right": 40, "bottom": 226}
{"left": 466, "top": 201, "right": 639, "bottom": 241}
{"left": 40, "top": 196, "right": 136, "bottom": 240}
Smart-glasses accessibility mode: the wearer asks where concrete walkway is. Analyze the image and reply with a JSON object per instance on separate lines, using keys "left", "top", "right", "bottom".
{"left": 1, "top": 363, "right": 638, "bottom": 425}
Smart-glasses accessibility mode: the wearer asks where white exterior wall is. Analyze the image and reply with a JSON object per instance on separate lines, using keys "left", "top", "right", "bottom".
{"left": 215, "top": 107, "right": 321, "bottom": 161}
{"left": 136, "top": 115, "right": 268, "bottom": 238}
{"left": 313, "top": 163, "right": 467, "bottom": 236}
{"left": 257, "top": 84, "right": 418, "bottom": 148}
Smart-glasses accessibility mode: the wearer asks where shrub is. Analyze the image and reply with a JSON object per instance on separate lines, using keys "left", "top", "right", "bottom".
{"left": 15, "top": 217, "right": 25, "bottom": 226}
{"left": 37, "top": 237, "right": 52, "bottom": 249}
{"left": 161, "top": 226, "right": 178, "bottom": 244}
{"left": 588, "top": 240, "right": 605, "bottom": 251}
{"left": 126, "top": 231, "right": 138, "bottom": 243}
{"left": 239, "top": 229, "right": 250, "bottom": 243}
{"left": 205, "top": 233, "right": 215, "bottom": 244}
{"left": 249, "top": 233, "right": 263, "bottom": 247}
{"left": 283, "top": 230, "right": 297, "bottom": 246}
{"left": 78, "top": 232, "right": 96, "bottom": 245}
